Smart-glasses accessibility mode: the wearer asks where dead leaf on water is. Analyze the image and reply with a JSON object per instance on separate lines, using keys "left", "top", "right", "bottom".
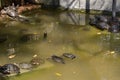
{"left": 110, "top": 51, "right": 115, "bottom": 54}
{"left": 97, "top": 32, "right": 101, "bottom": 35}
{"left": 33, "top": 54, "right": 38, "bottom": 58}
{"left": 55, "top": 72, "right": 62, "bottom": 77}
{"left": 8, "top": 54, "right": 16, "bottom": 59}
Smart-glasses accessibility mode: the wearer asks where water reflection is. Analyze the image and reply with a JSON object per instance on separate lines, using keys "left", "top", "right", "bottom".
{"left": 59, "top": 10, "right": 91, "bottom": 31}
{"left": 60, "top": 12, "right": 86, "bottom": 25}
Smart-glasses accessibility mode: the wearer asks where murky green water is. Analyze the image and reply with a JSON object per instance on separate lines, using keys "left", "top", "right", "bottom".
{"left": 0, "top": 9, "right": 120, "bottom": 80}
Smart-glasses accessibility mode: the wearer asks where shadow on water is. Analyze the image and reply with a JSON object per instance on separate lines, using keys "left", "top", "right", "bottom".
{"left": 84, "top": 0, "right": 90, "bottom": 30}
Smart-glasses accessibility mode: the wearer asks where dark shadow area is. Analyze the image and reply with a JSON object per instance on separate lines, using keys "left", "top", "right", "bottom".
{"left": 112, "top": 0, "right": 117, "bottom": 19}
{"left": 85, "top": 0, "right": 90, "bottom": 30}
{"left": 41, "top": 0, "right": 60, "bottom": 10}
{"left": 85, "top": 0, "right": 90, "bottom": 23}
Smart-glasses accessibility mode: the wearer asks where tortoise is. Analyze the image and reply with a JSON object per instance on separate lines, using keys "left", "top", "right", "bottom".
{"left": 95, "top": 15, "right": 108, "bottom": 23}
{"left": 62, "top": 53, "right": 76, "bottom": 59}
{"left": 19, "top": 62, "right": 33, "bottom": 70}
{"left": 30, "top": 57, "right": 45, "bottom": 66}
{"left": 89, "top": 16, "right": 97, "bottom": 26}
{"left": 2, "top": 5, "right": 29, "bottom": 22}
{"left": 96, "top": 22, "right": 110, "bottom": 31}
{"left": 3, "top": 6, "right": 19, "bottom": 19}
{"left": 21, "top": 33, "right": 40, "bottom": 42}
{"left": 108, "top": 24, "right": 120, "bottom": 33}
{"left": 0, "top": 64, "right": 20, "bottom": 75}
{"left": 51, "top": 55, "right": 65, "bottom": 64}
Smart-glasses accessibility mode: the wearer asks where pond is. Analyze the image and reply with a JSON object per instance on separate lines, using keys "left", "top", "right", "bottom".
{"left": 0, "top": 9, "right": 120, "bottom": 80}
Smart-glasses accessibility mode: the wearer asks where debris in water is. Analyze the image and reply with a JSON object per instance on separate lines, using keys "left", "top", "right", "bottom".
{"left": 97, "top": 32, "right": 101, "bottom": 35}
{"left": 43, "top": 32, "right": 47, "bottom": 39}
{"left": 110, "top": 51, "right": 115, "bottom": 54}
{"left": 73, "top": 71, "right": 76, "bottom": 74}
{"left": 8, "top": 54, "right": 16, "bottom": 59}
{"left": 55, "top": 72, "right": 62, "bottom": 77}
{"left": 33, "top": 54, "right": 38, "bottom": 58}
